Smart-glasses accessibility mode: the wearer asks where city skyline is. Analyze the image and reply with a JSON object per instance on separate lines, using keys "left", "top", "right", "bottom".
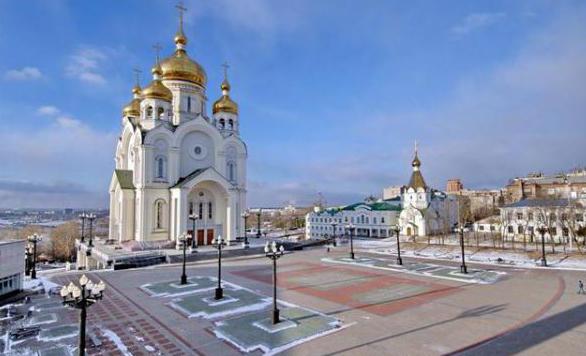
{"left": 1, "top": 0, "right": 585, "bottom": 208}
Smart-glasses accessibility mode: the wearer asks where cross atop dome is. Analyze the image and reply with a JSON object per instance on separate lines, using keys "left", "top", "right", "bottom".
{"left": 174, "top": 1, "right": 188, "bottom": 48}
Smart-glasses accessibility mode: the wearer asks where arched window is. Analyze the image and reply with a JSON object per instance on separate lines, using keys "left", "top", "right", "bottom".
{"left": 157, "top": 107, "right": 164, "bottom": 120}
{"left": 227, "top": 161, "right": 236, "bottom": 182}
{"left": 146, "top": 106, "right": 153, "bottom": 118}
{"left": 228, "top": 119, "right": 234, "bottom": 130}
{"left": 208, "top": 202, "right": 213, "bottom": 219}
{"left": 187, "top": 96, "right": 191, "bottom": 112}
{"left": 219, "top": 119, "right": 225, "bottom": 129}
{"left": 155, "top": 200, "right": 166, "bottom": 230}
{"left": 155, "top": 156, "right": 166, "bottom": 179}
{"left": 198, "top": 202, "right": 203, "bottom": 219}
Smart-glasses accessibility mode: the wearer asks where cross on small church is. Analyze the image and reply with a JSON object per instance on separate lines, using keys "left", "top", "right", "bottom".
{"left": 152, "top": 43, "right": 162, "bottom": 62}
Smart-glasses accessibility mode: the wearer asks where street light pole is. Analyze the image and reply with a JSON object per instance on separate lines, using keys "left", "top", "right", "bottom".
{"left": 180, "top": 234, "right": 188, "bottom": 285}
{"left": 79, "top": 213, "right": 87, "bottom": 243}
{"left": 345, "top": 223, "right": 355, "bottom": 259}
{"left": 331, "top": 223, "right": 338, "bottom": 247}
{"left": 265, "top": 241, "right": 285, "bottom": 324}
{"left": 24, "top": 246, "right": 32, "bottom": 276}
{"left": 538, "top": 226, "right": 548, "bottom": 266}
{"left": 189, "top": 214, "right": 198, "bottom": 250}
{"left": 256, "top": 209, "right": 262, "bottom": 238}
{"left": 459, "top": 225, "right": 468, "bottom": 274}
{"left": 60, "top": 275, "right": 106, "bottom": 356}
{"left": 86, "top": 214, "right": 96, "bottom": 247}
{"left": 242, "top": 211, "right": 250, "bottom": 248}
{"left": 393, "top": 225, "right": 403, "bottom": 265}
{"left": 28, "top": 234, "right": 42, "bottom": 280}
{"left": 213, "top": 235, "right": 226, "bottom": 300}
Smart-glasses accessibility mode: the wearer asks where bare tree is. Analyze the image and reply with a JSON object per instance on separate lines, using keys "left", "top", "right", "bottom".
{"left": 49, "top": 222, "right": 80, "bottom": 262}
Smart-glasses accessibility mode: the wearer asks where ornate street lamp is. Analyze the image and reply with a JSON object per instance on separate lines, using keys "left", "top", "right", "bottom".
{"left": 265, "top": 241, "right": 285, "bottom": 324}
{"left": 86, "top": 214, "right": 96, "bottom": 247}
{"left": 79, "top": 212, "right": 87, "bottom": 243}
{"left": 179, "top": 233, "right": 189, "bottom": 285}
{"left": 392, "top": 225, "right": 403, "bottom": 265}
{"left": 256, "top": 209, "right": 262, "bottom": 238}
{"left": 28, "top": 234, "right": 42, "bottom": 279}
{"left": 212, "top": 235, "right": 226, "bottom": 300}
{"left": 242, "top": 211, "right": 250, "bottom": 249}
{"left": 345, "top": 223, "right": 356, "bottom": 260}
{"left": 331, "top": 222, "right": 338, "bottom": 247}
{"left": 459, "top": 224, "right": 468, "bottom": 274}
{"left": 189, "top": 213, "right": 199, "bottom": 250}
{"left": 537, "top": 225, "right": 548, "bottom": 267}
{"left": 60, "top": 275, "right": 105, "bottom": 356}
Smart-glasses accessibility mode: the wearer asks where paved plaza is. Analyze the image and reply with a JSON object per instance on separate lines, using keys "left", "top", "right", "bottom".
{"left": 2, "top": 247, "right": 586, "bottom": 354}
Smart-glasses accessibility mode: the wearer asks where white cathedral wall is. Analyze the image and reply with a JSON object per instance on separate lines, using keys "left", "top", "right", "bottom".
{"left": 179, "top": 131, "right": 216, "bottom": 177}
{"left": 139, "top": 188, "right": 171, "bottom": 241}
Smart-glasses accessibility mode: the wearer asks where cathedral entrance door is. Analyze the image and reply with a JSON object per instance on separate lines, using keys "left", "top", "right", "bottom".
{"left": 197, "top": 230, "right": 205, "bottom": 246}
{"left": 206, "top": 229, "right": 214, "bottom": 245}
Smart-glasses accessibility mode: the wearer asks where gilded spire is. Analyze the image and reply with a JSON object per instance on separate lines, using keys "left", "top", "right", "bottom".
{"left": 221, "top": 61, "right": 231, "bottom": 93}
{"left": 213, "top": 62, "right": 238, "bottom": 115}
{"left": 174, "top": 1, "right": 188, "bottom": 48}
{"left": 152, "top": 43, "right": 163, "bottom": 77}
{"left": 412, "top": 140, "right": 421, "bottom": 168}
{"left": 132, "top": 67, "right": 142, "bottom": 96}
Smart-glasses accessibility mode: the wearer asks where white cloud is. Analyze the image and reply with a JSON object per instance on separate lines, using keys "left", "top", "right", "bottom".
{"left": 36, "top": 105, "right": 60, "bottom": 116}
{"left": 4, "top": 66, "right": 43, "bottom": 80}
{"left": 65, "top": 48, "right": 107, "bottom": 85}
{"left": 450, "top": 12, "right": 506, "bottom": 36}
{"left": 55, "top": 116, "right": 82, "bottom": 128}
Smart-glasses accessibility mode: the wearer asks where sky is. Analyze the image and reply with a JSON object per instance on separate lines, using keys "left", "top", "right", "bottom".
{"left": 0, "top": 0, "right": 585, "bottom": 209}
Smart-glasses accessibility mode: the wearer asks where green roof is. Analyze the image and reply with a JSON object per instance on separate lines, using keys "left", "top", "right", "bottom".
{"left": 115, "top": 169, "right": 135, "bottom": 189}
{"left": 341, "top": 201, "right": 401, "bottom": 212}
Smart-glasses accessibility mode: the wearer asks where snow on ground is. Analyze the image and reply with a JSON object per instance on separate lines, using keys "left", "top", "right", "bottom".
{"left": 23, "top": 276, "right": 61, "bottom": 293}
{"left": 101, "top": 327, "right": 132, "bottom": 356}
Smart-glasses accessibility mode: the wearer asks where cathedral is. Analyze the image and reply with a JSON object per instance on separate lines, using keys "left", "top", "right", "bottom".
{"left": 107, "top": 13, "right": 247, "bottom": 247}
{"left": 399, "top": 147, "right": 458, "bottom": 237}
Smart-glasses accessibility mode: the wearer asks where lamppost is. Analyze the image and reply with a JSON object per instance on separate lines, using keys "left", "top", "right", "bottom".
{"left": 28, "top": 234, "right": 42, "bottom": 279}
{"left": 242, "top": 211, "right": 250, "bottom": 249}
{"left": 537, "top": 225, "right": 548, "bottom": 267}
{"left": 79, "top": 213, "right": 87, "bottom": 243}
{"left": 331, "top": 223, "right": 338, "bottom": 247}
{"left": 459, "top": 224, "right": 468, "bottom": 274}
{"left": 213, "top": 235, "right": 226, "bottom": 300}
{"left": 265, "top": 241, "right": 285, "bottom": 324}
{"left": 345, "top": 223, "right": 356, "bottom": 260}
{"left": 256, "top": 209, "right": 262, "bottom": 238}
{"left": 179, "top": 233, "right": 189, "bottom": 285}
{"left": 86, "top": 213, "right": 96, "bottom": 247}
{"left": 60, "top": 275, "right": 106, "bottom": 356}
{"left": 24, "top": 246, "right": 32, "bottom": 276}
{"left": 189, "top": 213, "right": 199, "bottom": 250}
{"left": 392, "top": 225, "right": 402, "bottom": 265}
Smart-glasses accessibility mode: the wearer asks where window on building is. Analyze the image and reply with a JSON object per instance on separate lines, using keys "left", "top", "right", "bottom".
{"left": 550, "top": 213, "right": 557, "bottom": 221}
{"left": 550, "top": 227, "right": 557, "bottom": 236}
{"left": 507, "top": 226, "right": 513, "bottom": 233}
{"left": 528, "top": 212, "right": 534, "bottom": 221}
{"left": 219, "top": 119, "right": 225, "bottom": 129}
{"left": 208, "top": 202, "right": 213, "bottom": 219}
{"left": 227, "top": 161, "right": 236, "bottom": 182}
{"left": 528, "top": 226, "right": 534, "bottom": 234}
{"left": 518, "top": 226, "right": 524, "bottom": 234}
{"left": 155, "top": 200, "right": 165, "bottom": 229}
{"left": 561, "top": 213, "right": 568, "bottom": 221}
{"left": 155, "top": 156, "right": 166, "bottom": 179}
{"left": 381, "top": 217, "right": 385, "bottom": 224}
{"left": 563, "top": 228, "right": 569, "bottom": 237}
{"left": 490, "top": 225, "right": 495, "bottom": 231}
{"left": 373, "top": 217, "right": 377, "bottom": 224}
{"left": 187, "top": 96, "right": 191, "bottom": 112}
{"left": 189, "top": 202, "right": 193, "bottom": 215}
{"left": 577, "top": 214, "right": 584, "bottom": 222}
{"left": 229, "top": 119, "right": 234, "bottom": 130}
{"left": 198, "top": 202, "right": 203, "bottom": 219}
{"left": 157, "top": 107, "right": 164, "bottom": 120}
{"left": 517, "top": 213, "right": 523, "bottom": 220}
{"left": 479, "top": 225, "right": 485, "bottom": 231}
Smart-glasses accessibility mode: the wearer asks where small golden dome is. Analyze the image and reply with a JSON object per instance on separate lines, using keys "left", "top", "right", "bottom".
{"left": 142, "top": 77, "right": 172, "bottom": 102}
{"left": 220, "top": 79, "right": 230, "bottom": 91}
{"left": 122, "top": 98, "right": 141, "bottom": 117}
{"left": 213, "top": 95, "right": 238, "bottom": 114}
{"left": 132, "top": 85, "right": 141, "bottom": 95}
{"left": 412, "top": 153, "right": 421, "bottom": 167}
{"left": 174, "top": 31, "right": 187, "bottom": 46}
{"left": 160, "top": 49, "right": 207, "bottom": 87}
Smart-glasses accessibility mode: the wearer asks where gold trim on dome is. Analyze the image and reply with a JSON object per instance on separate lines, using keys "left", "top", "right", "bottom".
{"left": 160, "top": 50, "right": 207, "bottom": 87}
{"left": 122, "top": 98, "right": 141, "bottom": 117}
{"left": 213, "top": 95, "right": 238, "bottom": 114}
{"left": 142, "top": 80, "right": 172, "bottom": 102}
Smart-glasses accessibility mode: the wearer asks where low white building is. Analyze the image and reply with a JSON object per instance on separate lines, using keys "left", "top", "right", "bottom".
{"left": 305, "top": 198, "right": 402, "bottom": 239}
{"left": 0, "top": 240, "right": 25, "bottom": 298}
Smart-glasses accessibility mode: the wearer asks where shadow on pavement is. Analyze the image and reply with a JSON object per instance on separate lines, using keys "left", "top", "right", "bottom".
{"left": 324, "top": 304, "right": 508, "bottom": 355}
{"left": 454, "top": 302, "right": 586, "bottom": 355}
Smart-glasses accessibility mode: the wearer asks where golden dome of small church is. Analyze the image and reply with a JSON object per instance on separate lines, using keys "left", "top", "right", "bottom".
{"left": 77, "top": 4, "right": 248, "bottom": 270}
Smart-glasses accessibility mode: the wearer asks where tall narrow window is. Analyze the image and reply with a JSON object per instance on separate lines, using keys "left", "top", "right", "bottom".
{"left": 157, "top": 158, "right": 164, "bottom": 178}
{"left": 189, "top": 202, "right": 193, "bottom": 215}
{"left": 187, "top": 96, "right": 191, "bottom": 112}
{"left": 219, "top": 119, "right": 225, "bottom": 129}
{"left": 208, "top": 202, "right": 213, "bottom": 219}
{"left": 198, "top": 202, "right": 203, "bottom": 219}
{"left": 155, "top": 200, "right": 165, "bottom": 229}
{"left": 227, "top": 161, "right": 236, "bottom": 182}
{"left": 228, "top": 119, "right": 234, "bottom": 130}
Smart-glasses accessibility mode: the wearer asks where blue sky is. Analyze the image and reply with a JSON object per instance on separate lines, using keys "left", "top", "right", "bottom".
{"left": 1, "top": 0, "right": 585, "bottom": 208}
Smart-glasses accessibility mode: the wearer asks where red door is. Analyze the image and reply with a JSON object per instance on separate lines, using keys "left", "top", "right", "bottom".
{"left": 206, "top": 229, "right": 214, "bottom": 245}
{"left": 197, "top": 230, "right": 205, "bottom": 246}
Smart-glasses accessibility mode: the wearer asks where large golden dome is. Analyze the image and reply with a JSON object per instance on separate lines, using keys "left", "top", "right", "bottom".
{"left": 213, "top": 79, "right": 238, "bottom": 114}
{"left": 122, "top": 86, "right": 141, "bottom": 117}
{"left": 142, "top": 65, "right": 173, "bottom": 102}
{"left": 160, "top": 32, "right": 207, "bottom": 87}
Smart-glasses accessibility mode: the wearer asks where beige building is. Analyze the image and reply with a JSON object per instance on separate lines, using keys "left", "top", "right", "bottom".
{"left": 446, "top": 179, "right": 504, "bottom": 221}
{"left": 504, "top": 170, "right": 586, "bottom": 204}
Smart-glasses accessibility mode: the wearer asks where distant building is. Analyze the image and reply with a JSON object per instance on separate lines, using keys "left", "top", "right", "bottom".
{"left": 383, "top": 185, "right": 402, "bottom": 200}
{"left": 399, "top": 147, "right": 459, "bottom": 237}
{"left": 0, "top": 240, "right": 25, "bottom": 298}
{"left": 504, "top": 169, "right": 586, "bottom": 204}
{"left": 305, "top": 199, "right": 401, "bottom": 239}
{"left": 446, "top": 179, "right": 504, "bottom": 221}
{"left": 446, "top": 179, "right": 464, "bottom": 193}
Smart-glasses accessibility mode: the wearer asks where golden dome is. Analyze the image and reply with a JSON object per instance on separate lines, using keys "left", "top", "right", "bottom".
{"left": 122, "top": 98, "right": 141, "bottom": 117}
{"left": 412, "top": 152, "right": 421, "bottom": 167}
{"left": 160, "top": 49, "right": 207, "bottom": 87}
{"left": 142, "top": 65, "right": 172, "bottom": 102}
{"left": 213, "top": 95, "right": 238, "bottom": 114}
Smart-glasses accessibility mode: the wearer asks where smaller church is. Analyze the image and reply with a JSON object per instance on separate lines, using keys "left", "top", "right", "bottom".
{"left": 399, "top": 146, "right": 459, "bottom": 237}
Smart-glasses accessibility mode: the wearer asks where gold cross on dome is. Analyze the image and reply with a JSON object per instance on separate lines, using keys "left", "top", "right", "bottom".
{"left": 176, "top": 1, "right": 187, "bottom": 30}
{"left": 222, "top": 61, "right": 230, "bottom": 80}
{"left": 152, "top": 43, "right": 162, "bottom": 62}
{"left": 132, "top": 67, "right": 142, "bottom": 86}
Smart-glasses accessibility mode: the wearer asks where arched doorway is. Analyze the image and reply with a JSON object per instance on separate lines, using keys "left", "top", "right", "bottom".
{"left": 406, "top": 227, "right": 412, "bottom": 236}
{"left": 187, "top": 181, "right": 228, "bottom": 246}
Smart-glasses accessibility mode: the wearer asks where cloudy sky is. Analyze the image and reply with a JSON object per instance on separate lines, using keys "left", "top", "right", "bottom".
{"left": 0, "top": 0, "right": 585, "bottom": 209}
